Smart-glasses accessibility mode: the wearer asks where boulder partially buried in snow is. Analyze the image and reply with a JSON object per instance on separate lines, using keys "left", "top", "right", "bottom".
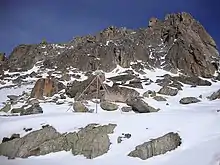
{"left": 158, "top": 86, "right": 178, "bottom": 96}
{"left": 21, "top": 104, "right": 43, "bottom": 115}
{"left": 156, "top": 75, "right": 212, "bottom": 89}
{"left": 143, "top": 90, "right": 156, "bottom": 98}
{"left": 73, "top": 101, "right": 89, "bottom": 112}
{"left": 0, "top": 126, "right": 62, "bottom": 159}
{"left": 126, "top": 97, "right": 159, "bottom": 113}
{"left": 103, "top": 85, "right": 140, "bottom": 103}
{"left": 128, "top": 132, "right": 181, "bottom": 160}
{"left": 179, "top": 97, "right": 201, "bottom": 104}
{"left": 153, "top": 96, "right": 167, "bottom": 101}
{"left": 0, "top": 103, "right": 11, "bottom": 113}
{"left": 7, "top": 95, "right": 20, "bottom": 104}
{"left": 173, "top": 76, "right": 212, "bottom": 86}
{"left": 0, "top": 124, "right": 116, "bottom": 159}
{"left": 11, "top": 104, "right": 43, "bottom": 116}
{"left": 71, "top": 123, "right": 116, "bottom": 159}
{"left": 121, "top": 106, "right": 133, "bottom": 112}
{"left": 107, "top": 74, "right": 135, "bottom": 83}
{"left": 100, "top": 101, "right": 118, "bottom": 111}
{"left": 207, "top": 89, "right": 220, "bottom": 100}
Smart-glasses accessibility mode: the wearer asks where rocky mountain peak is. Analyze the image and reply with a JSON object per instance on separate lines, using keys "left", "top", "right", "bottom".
{"left": 3, "top": 12, "right": 220, "bottom": 78}
{"left": 165, "top": 12, "right": 194, "bottom": 23}
{"left": 149, "top": 17, "right": 158, "bottom": 27}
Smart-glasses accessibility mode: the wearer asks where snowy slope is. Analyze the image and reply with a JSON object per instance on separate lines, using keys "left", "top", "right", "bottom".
{"left": 0, "top": 67, "right": 220, "bottom": 165}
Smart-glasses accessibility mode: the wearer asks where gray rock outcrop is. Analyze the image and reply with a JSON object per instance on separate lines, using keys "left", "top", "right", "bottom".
{"left": 128, "top": 132, "right": 181, "bottom": 160}
{"left": 7, "top": 95, "right": 19, "bottom": 104}
{"left": 153, "top": 96, "right": 167, "bottom": 101}
{"left": 0, "top": 126, "right": 61, "bottom": 158}
{"left": 103, "top": 85, "right": 140, "bottom": 103}
{"left": 143, "top": 90, "right": 156, "bottom": 98}
{"left": 126, "top": 97, "right": 159, "bottom": 113}
{"left": 0, "top": 103, "right": 11, "bottom": 113}
{"left": 100, "top": 101, "right": 118, "bottom": 111}
{"left": 156, "top": 74, "right": 212, "bottom": 90}
{"left": 207, "top": 89, "right": 220, "bottom": 100}
{"left": 173, "top": 76, "right": 212, "bottom": 86}
{"left": 71, "top": 123, "right": 116, "bottom": 159}
{"left": 158, "top": 86, "right": 178, "bottom": 96}
{"left": 108, "top": 74, "right": 135, "bottom": 83}
{"left": 73, "top": 101, "right": 89, "bottom": 112}
{"left": 121, "top": 106, "right": 133, "bottom": 112}
{"left": 0, "top": 124, "right": 117, "bottom": 159}
{"left": 179, "top": 97, "right": 201, "bottom": 104}
{"left": 11, "top": 104, "right": 43, "bottom": 115}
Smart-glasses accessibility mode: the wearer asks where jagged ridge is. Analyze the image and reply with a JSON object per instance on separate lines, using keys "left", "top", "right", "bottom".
{"left": 2, "top": 12, "right": 220, "bottom": 78}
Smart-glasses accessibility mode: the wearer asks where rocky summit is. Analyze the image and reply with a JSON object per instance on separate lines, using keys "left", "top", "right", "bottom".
{"left": 0, "top": 12, "right": 220, "bottom": 165}
{"left": 2, "top": 12, "right": 220, "bottom": 78}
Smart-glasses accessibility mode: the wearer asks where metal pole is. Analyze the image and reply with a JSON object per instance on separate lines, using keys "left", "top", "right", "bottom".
{"left": 96, "top": 76, "right": 98, "bottom": 113}
{"left": 75, "top": 76, "right": 97, "bottom": 101}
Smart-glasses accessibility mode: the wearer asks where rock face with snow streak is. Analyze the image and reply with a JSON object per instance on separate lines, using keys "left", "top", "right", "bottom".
{"left": 7, "top": 43, "right": 69, "bottom": 72}
{"left": 128, "top": 132, "right": 181, "bottom": 160}
{"left": 5, "top": 12, "right": 219, "bottom": 78}
{"left": 156, "top": 74, "right": 212, "bottom": 88}
{"left": 0, "top": 124, "right": 116, "bottom": 159}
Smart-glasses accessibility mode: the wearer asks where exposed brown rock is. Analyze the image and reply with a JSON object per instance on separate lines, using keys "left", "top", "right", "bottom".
{"left": 31, "top": 77, "right": 65, "bottom": 99}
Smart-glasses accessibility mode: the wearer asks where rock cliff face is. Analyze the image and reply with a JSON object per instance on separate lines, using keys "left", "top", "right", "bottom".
{"left": 30, "top": 77, "right": 65, "bottom": 99}
{"left": 5, "top": 12, "right": 220, "bottom": 77}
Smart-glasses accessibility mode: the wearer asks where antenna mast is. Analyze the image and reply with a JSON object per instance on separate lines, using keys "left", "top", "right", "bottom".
{"left": 72, "top": 69, "right": 110, "bottom": 113}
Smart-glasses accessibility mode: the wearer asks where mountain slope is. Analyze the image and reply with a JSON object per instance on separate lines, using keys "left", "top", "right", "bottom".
{"left": 0, "top": 68, "right": 220, "bottom": 165}
{"left": 5, "top": 12, "right": 220, "bottom": 78}
{"left": 0, "top": 12, "right": 220, "bottom": 165}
